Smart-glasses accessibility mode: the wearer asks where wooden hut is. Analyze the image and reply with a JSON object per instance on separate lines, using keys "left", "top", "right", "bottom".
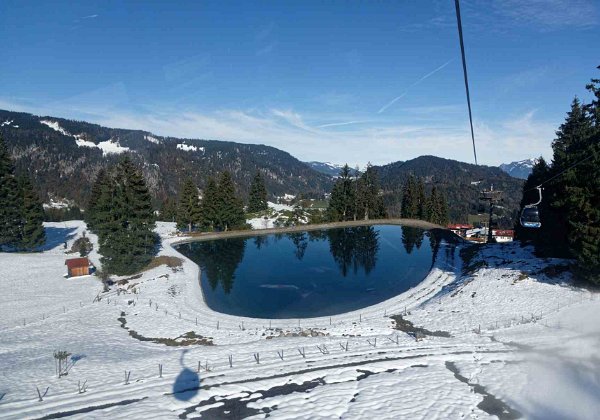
{"left": 65, "top": 257, "right": 91, "bottom": 277}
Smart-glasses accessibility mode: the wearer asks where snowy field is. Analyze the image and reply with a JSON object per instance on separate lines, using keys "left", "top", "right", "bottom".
{"left": 0, "top": 221, "right": 598, "bottom": 419}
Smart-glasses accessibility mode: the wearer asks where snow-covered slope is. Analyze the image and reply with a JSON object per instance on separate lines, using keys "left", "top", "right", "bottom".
{"left": 0, "top": 223, "right": 598, "bottom": 419}
{"left": 499, "top": 158, "right": 538, "bottom": 179}
{"left": 41, "top": 119, "right": 130, "bottom": 155}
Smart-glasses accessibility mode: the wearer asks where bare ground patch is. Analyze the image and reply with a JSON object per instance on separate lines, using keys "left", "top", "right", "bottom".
{"left": 118, "top": 312, "right": 213, "bottom": 346}
{"left": 390, "top": 314, "right": 451, "bottom": 339}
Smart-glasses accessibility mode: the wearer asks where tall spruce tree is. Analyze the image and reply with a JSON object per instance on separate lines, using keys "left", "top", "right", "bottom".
{"left": 416, "top": 178, "right": 427, "bottom": 220}
{"left": 176, "top": 178, "right": 202, "bottom": 232}
{"left": 566, "top": 130, "right": 600, "bottom": 282}
{"left": 0, "top": 135, "right": 22, "bottom": 249}
{"left": 17, "top": 176, "right": 46, "bottom": 250}
{"left": 358, "top": 163, "right": 386, "bottom": 220}
{"left": 214, "top": 172, "right": 245, "bottom": 231}
{"left": 96, "top": 157, "right": 157, "bottom": 275}
{"left": 436, "top": 192, "right": 449, "bottom": 226}
{"left": 326, "top": 164, "right": 355, "bottom": 222}
{"left": 247, "top": 172, "right": 268, "bottom": 213}
{"left": 401, "top": 175, "right": 418, "bottom": 219}
{"left": 86, "top": 168, "right": 108, "bottom": 231}
{"left": 201, "top": 177, "right": 219, "bottom": 231}
{"left": 516, "top": 75, "right": 600, "bottom": 283}
{"left": 559, "top": 83, "right": 600, "bottom": 282}
{"left": 159, "top": 197, "right": 177, "bottom": 222}
{"left": 426, "top": 186, "right": 440, "bottom": 224}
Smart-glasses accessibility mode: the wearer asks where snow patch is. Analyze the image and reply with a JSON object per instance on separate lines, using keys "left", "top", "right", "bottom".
{"left": 177, "top": 143, "right": 204, "bottom": 152}
{"left": 145, "top": 135, "right": 160, "bottom": 144}
{"left": 40, "top": 120, "right": 71, "bottom": 136}
{"left": 43, "top": 198, "right": 75, "bottom": 210}
{"left": 97, "top": 139, "right": 129, "bottom": 155}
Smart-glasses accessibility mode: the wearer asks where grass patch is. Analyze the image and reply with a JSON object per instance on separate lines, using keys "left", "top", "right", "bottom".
{"left": 145, "top": 256, "right": 183, "bottom": 272}
{"left": 118, "top": 312, "right": 213, "bottom": 346}
{"left": 390, "top": 314, "right": 451, "bottom": 338}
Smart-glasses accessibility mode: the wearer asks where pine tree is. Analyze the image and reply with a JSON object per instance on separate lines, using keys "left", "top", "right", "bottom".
{"left": 416, "top": 178, "right": 426, "bottom": 220}
{"left": 214, "top": 172, "right": 245, "bottom": 231}
{"left": 97, "top": 157, "right": 157, "bottom": 275}
{"left": 176, "top": 178, "right": 202, "bottom": 232}
{"left": 159, "top": 197, "right": 177, "bottom": 222}
{"left": 326, "top": 164, "right": 356, "bottom": 222}
{"left": 89, "top": 171, "right": 117, "bottom": 241}
{"left": 517, "top": 75, "right": 600, "bottom": 283}
{"left": 247, "top": 171, "right": 268, "bottom": 213}
{"left": 17, "top": 176, "right": 46, "bottom": 250}
{"left": 436, "top": 192, "right": 449, "bottom": 226}
{"left": 359, "top": 163, "right": 386, "bottom": 220}
{"left": 426, "top": 186, "right": 438, "bottom": 223}
{"left": 201, "top": 177, "right": 219, "bottom": 231}
{"left": 0, "top": 135, "right": 22, "bottom": 249}
{"left": 401, "top": 175, "right": 418, "bottom": 219}
{"left": 86, "top": 168, "right": 107, "bottom": 231}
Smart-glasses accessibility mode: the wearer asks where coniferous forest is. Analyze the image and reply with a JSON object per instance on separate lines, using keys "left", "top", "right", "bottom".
{"left": 516, "top": 76, "right": 600, "bottom": 284}
{"left": 174, "top": 171, "right": 246, "bottom": 233}
{"left": 0, "top": 135, "right": 45, "bottom": 251}
{"left": 327, "top": 164, "right": 387, "bottom": 222}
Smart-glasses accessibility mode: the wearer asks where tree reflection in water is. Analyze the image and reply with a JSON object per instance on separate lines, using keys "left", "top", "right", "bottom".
{"left": 326, "top": 226, "right": 380, "bottom": 277}
{"left": 253, "top": 235, "right": 269, "bottom": 250}
{"left": 185, "top": 238, "right": 246, "bottom": 294}
{"left": 401, "top": 225, "right": 425, "bottom": 255}
{"left": 286, "top": 232, "right": 308, "bottom": 260}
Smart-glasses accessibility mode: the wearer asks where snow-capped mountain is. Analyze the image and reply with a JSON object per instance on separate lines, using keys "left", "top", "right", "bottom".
{"left": 499, "top": 158, "right": 538, "bottom": 180}
{"left": 305, "top": 161, "right": 360, "bottom": 177}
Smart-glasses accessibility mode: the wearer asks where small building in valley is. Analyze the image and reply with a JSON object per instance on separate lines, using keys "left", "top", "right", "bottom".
{"left": 492, "top": 229, "right": 514, "bottom": 243}
{"left": 65, "top": 257, "right": 92, "bottom": 277}
{"left": 447, "top": 224, "right": 473, "bottom": 238}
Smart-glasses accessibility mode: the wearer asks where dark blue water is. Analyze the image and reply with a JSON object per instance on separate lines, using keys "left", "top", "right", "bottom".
{"left": 175, "top": 225, "right": 439, "bottom": 318}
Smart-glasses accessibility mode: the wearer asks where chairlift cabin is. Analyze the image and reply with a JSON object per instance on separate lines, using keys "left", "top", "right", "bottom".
{"left": 520, "top": 186, "right": 542, "bottom": 228}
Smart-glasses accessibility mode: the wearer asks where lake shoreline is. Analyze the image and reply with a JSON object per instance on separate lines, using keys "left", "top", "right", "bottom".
{"left": 172, "top": 218, "right": 453, "bottom": 245}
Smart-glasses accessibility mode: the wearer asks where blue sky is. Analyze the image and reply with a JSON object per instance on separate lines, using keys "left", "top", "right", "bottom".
{"left": 1, "top": 0, "right": 598, "bottom": 166}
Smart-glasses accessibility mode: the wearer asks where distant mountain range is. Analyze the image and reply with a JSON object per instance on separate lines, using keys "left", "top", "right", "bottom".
{"left": 499, "top": 158, "right": 537, "bottom": 179}
{"left": 304, "top": 161, "right": 360, "bottom": 177}
{"left": 376, "top": 156, "right": 524, "bottom": 226}
{"left": 1, "top": 109, "right": 525, "bottom": 225}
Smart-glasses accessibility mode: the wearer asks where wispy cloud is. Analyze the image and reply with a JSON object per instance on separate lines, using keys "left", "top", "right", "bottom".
{"left": 491, "top": 0, "right": 598, "bottom": 30}
{"left": 0, "top": 94, "right": 556, "bottom": 166}
{"left": 255, "top": 22, "right": 275, "bottom": 41}
{"left": 82, "top": 14, "right": 98, "bottom": 19}
{"left": 378, "top": 59, "right": 453, "bottom": 114}
{"left": 256, "top": 42, "right": 277, "bottom": 57}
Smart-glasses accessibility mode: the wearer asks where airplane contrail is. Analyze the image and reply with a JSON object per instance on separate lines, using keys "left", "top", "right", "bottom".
{"left": 378, "top": 59, "right": 453, "bottom": 114}
{"left": 317, "top": 120, "right": 368, "bottom": 128}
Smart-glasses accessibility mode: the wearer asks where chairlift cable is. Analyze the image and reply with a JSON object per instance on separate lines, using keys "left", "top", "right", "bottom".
{"left": 524, "top": 152, "right": 596, "bottom": 193}
{"left": 454, "top": 0, "right": 478, "bottom": 166}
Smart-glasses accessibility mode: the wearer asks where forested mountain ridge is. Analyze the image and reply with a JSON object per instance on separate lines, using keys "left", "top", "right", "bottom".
{"left": 376, "top": 155, "right": 524, "bottom": 225}
{"left": 0, "top": 109, "right": 332, "bottom": 208}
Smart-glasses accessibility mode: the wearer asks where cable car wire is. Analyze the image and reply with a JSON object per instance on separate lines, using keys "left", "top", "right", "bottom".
{"left": 524, "top": 152, "right": 596, "bottom": 192}
{"left": 454, "top": 0, "right": 478, "bottom": 166}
